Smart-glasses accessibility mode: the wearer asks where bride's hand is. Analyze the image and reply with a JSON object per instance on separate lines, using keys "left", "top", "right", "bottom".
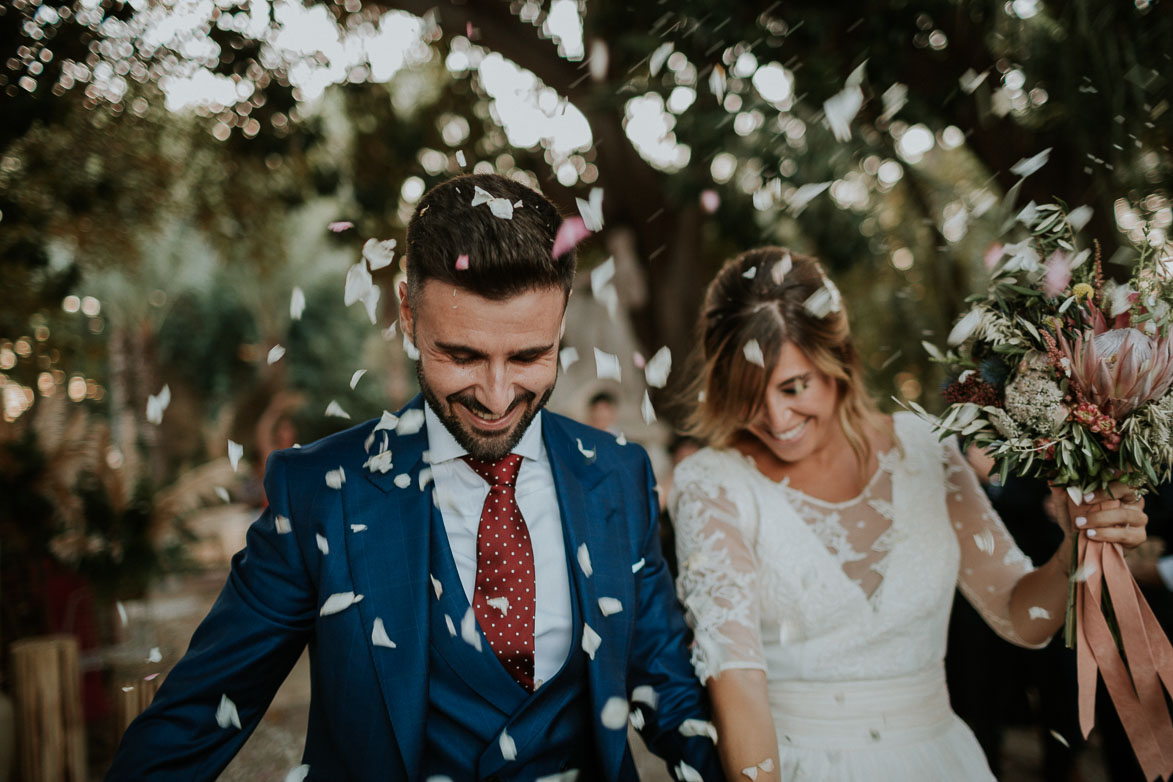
{"left": 1050, "top": 482, "right": 1149, "bottom": 549}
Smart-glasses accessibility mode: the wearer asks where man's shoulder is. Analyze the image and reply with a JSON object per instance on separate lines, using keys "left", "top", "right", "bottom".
{"left": 542, "top": 410, "right": 651, "bottom": 472}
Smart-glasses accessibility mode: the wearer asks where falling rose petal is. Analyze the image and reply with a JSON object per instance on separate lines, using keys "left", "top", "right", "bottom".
{"left": 742, "top": 266, "right": 758, "bottom": 280}
{"left": 700, "top": 189, "right": 720, "bottom": 214}
{"left": 675, "top": 761, "right": 703, "bottom": 782}
{"left": 880, "top": 82, "right": 908, "bottom": 121}
{"left": 552, "top": 216, "right": 592, "bottom": 258}
{"left": 418, "top": 467, "right": 434, "bottom": 491}
{"left": 629, "top": 708, "right": 646, "bottom": 730}
{"left": 598, "top": 597, "right": 623, "bottom": 616}
{"left": 144, "top": 673, "right": 159, "bottom": 682}
{"left": 396, "top": 409, "right": 425, "bottom": 435}
{"left": 216, "top": 694, "right": 242, "bottom": 729}
{"left": 823, "top": 84, "right": 863, "bottom": 142}
{"left": 973, "top": 530, "right": 996, "bottom": 555}
{"left": 362, "top": 237, "right": 397, "bottom": 270}
{"left": 215, "top": 486, "right": 231, "bottom": 503}
{"left": 487, "top": 197, "right": 514, "bottom": 219}
{"left": 487, "top": 596, "right": 510, "bottom": 616}
{"left": 147, "top": 647, "right": 162, "bottom": 663}
{"left": 576, "top": 188, "right": 605, "bottom": 232}
{"left": 959, "top": 68, "right": 988, "bottom": 93}
{"left": 117, "top": 601, "right": 128, "bottom": 626}
{"left": 594, "top": 348, "right": 621, "bottom": 381}
{"left": 455, "top": 149, "right": 467, "bottom": 167}
{"left": 445, "top": 615, "right": 456, "bottom": 636}
{"left": 631, "top": 685, "right": 658, "bottom": 709}
{"left": 275, "top": 515, "right": 292, "bottom": 534}
{"left": 803, "top": 280, "right": 843, "bottom": 318}
{"left": 146, "top": 384, "right": 170, "bottom": 425}
{"left": 983, "top": 242, "right": 1005, "bottom": 270}
{"left": 327, "top": 221, "right": 354, "bottom": 233}
{"left": 267, "top": 345, "right": 286, "bottom": 365}
{"left": 1010, "top": 147, "right": 1052, "bottom": 178}
{"left": 1028, "top": 606, "right": 1052, "bottom": 620}
{"left": 641, "top": 391, "right": 656, "bottom": 425}
{"left": 709, "top": 64, "right": 727, "bottom": 104}
{"left": 228, "top": 440, "right": 244, "bottom": 472}
{"left": 576, "top": 438, "right": 596, "bottom": 460}
{"left": 363, "top": 450, "right": 393, "bottom": 474}
{"left": 644, "top": 346, "right": 672, "bottom": 388}
{"left": 559, "top": 347, "right": 579, "bottom": 371}
{"left": 1067, "top": 205, "right": 1093, "bottom": 232}
{"left": 325, "top": 467, "right": 346, "bottom": 489}
{"left": 1072, "top": 560, "right": 1098, "bottom": 583}
{"left": 582, "top": 623, "right": 602, "bottom": 660}
{"left": 588, "top": 39, "right": 609, "bottom": 81}
{"left": 596, "top": 285, "right": 619, "bottom": 320}
{"left": 757, "top": 759, "right": 774, "bottom": 773}
{"left": 455, "top": 253, "right": 470, "bottom": 270}
{"left": 429, "top": 574, "right": 444, "bottom": 599}
{"left": 632, "top": 558, "right": 646, "bottom": 573}
{"left": 743, "top": 339, "right": 765, "bottom": 368}
{"left": 320, "top": 591, "right": 363, "bottom": 616}
{"left": 590, "top": 257, "right": 616, "bottom": 297}
{"left": 381, "top": 322, "right": 398, "bottom": 341}
{"left": 771, "top": 253, "right": 792, "bottom": 285}
{"left": 633, "top": 351, "right": 646, "bottom": 369}
{"left": 600, "top": 696, "right": 629, "bottom": 730}
{"left": 461, "top": 607, "right": 483, "bottom": 651}
{"left": 499, "top": 728, "right": 517, "bottom": 761}
{"left": 359, "top": 285, "right": 380, "bottom": 325}
{"left": 1049, "top": 729, "right": 1070, "bottom": 748}
{"left": 1043, "top": 251, "right": 1073, "bottom": 297}
{"left": 350, "top": 524, "right": 367, "bottom": 533}
{"left": 316, "top": 533, "right": 329, "bottom": 555}
{"left": 284, "top": 765, "right": 310, "bottom": 782}
{"left": 741, "top": 766, "right": 759, "bottom": 781}
{"left": 374, "top": 411, "right": 400, "bottom": 432}
{"left": 344, "top": 261, "right": 373, "bottom": 307}
{"left": 578, "top": 543, "right": 594, "bottom": 577}
{"left": 394, "top": 473, "right": 411, "bottom": 489}
{"left": 679, "top": 719, "right": 718, "bottom": 743}
{"left": 616, "top": 432, "right": 627, "bottom": 446}
{"left": 349, "top": 369, "right": 366, "bottom": 389}
{"left": 371, "top": 617, "right": 397, "bottom": 648}
{"left": 325, "top": 401, "right": 351, "bottom": 420}
{"left": 788, "top": 182, "right": 831, "bottom": 215}
{"left": 649, "top": 41, "right": 674, "bottom": 76}
{"left": 290, "top": 287, "right": 306, "bottom": 320}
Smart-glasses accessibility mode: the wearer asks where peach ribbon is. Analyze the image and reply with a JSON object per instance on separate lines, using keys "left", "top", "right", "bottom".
{"left": 1076, "top": 535, "right": 1173, "bottom": 781}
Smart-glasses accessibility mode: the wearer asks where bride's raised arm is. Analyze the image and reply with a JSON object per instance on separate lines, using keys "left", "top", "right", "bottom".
{"left": 672, "top": 460, "right": 781, "bottom": 780}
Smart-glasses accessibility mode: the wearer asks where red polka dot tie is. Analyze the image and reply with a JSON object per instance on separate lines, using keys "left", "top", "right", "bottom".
{"left": 463, "top": 453, "right": 535, "bottom": 691}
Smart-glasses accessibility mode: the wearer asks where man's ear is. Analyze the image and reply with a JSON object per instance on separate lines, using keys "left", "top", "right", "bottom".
{"left": 559, "top": 289, "right": 572, "bottom": 340}
{"left": 398, "top": 279, "right": 413, "bottom": 341}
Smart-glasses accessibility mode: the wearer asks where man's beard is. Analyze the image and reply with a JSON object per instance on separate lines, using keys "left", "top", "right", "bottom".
{"left": 417, "top": 363, "right": 555, "bottom": 462}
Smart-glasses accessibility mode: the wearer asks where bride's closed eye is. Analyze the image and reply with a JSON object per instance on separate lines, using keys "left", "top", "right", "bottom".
{"left": 779, "top": 375, "right": 811, "bottom": 395}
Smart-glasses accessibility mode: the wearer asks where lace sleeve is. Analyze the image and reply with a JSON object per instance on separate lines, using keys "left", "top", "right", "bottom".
{"left": 671, "top": 457, "right": 766, "bottom": 683}
{"left": 942, "top": 437, "right": 1047, "bottom": 649}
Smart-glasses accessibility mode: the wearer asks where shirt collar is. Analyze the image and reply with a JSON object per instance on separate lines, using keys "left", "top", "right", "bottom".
{"left": 423, "top": 402, "right": 543, "bottom": 464}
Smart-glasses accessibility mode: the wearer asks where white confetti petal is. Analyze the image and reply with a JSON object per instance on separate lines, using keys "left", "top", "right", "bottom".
{"left": 576, "top": 188, "right": 605, "bottom": 232}
{"left": 1028, "top": 606, "right": 1052, "bottom": 620}
{"left": 487, "top": 596, "right": 510, "bottom": 616}
{"left": 350, "top": 524, "right": 367, "bottom": 533}
{"left": 396, "top": 408, "right": 425, "bottom": 435}
{"left": 344, "top": 261, "right": 373, "bottom": 307}
{"left": 403, "top": 334, "right": 420, "bottom": 360}
{"left": 802, "top": 280, "right": 842, "bottom": 318}
{"left": 461, "top": 607, "right": 482, "bottom": 651}
{"left": 325, "top": 400, "right": 350, "bottom": 419}
{"left": 471, "top": 185, "right": 494, "bottom": 206}
{"left": 679, "top": 718, "right": 718, "bottom": 743}
{"left": 582, "top": 623, "right": 602, "bottom": 660}
{"left": 742, "top": 266, "right": 758, "bottom": 279}
{"left": 227, "top": 440, "right": 244, "bottom": 472}
{"left": 590, "top": 257, "right": 616, "bottom": 298}
{"left": 455, "top": 150, "right": 467, "bottom": 167}
{"left": 589, "top": 39, "right": 609, "bottom": 81}
{"left": 362, "top": 237, "right": 397, "bottom": 270}
{"left": 576, "top": 438, "right": 596, "bottom": 460}
{"left": 316, "top": 533, "right": 329, "bottom": 555}
{"left": 320, "top": 591, "right": 363, "bottom": 616}
{"left": 598, "top": 597, "right": 623, "bottom": 616}
{"left": 1049, "top": 729, "right": 1070, "bottom": 748}
{"left": 788, "top": 181, "right": 832, "bottom": 215}
{"left": 325, "top": 467, "right": 346, "bottom": 489}
{"left": 631, "top": 685, "right": 658, "bottom": 709}
{"left": 578, "top": 543, "right": 593, "bottom": 577}
{"left": 499, "top": 728, "right": 517, "bottom": 761}
{"left": 350, "top": 369, "right": 367, "bottom": 389}
{"left": 629, "top": 708, "right": 645, "bottom": 730}
{"left": 147, "top": 647, "right": 162, "bottom": 663}
{"left": 758, "top": 759, "right": 774, "bottom": 773}
{"left": 644, "top": 346, "right": 672, "bottom": 388}
{"left": 559, "top": 346, "right": 579, "bottom": 371}
{"left": 418, "top": 467, "right": 434, "bottom": 491}
{"left": 823, "top": 84, "right": 863, "bottom": 142}
{"left": 973, "top": 530, "right": 996, "bottom": 555}
{"left": 594, "top": 348, "right": 621, "bottom": 381}
{"left": 146, "top": 385, "right": 171, "bottom": 424}
{"left": 631, "top": 558, "right": 646, "bottom": 573}
{"left": 290, "top": 287, "right": 306, "bottom": 320}
{"left": 371, "top": 617, "right": 397, "bottom": 648}
{"left": 615, "top": 432, "right": 627, "bottom": 446}
{"left": 1010, "top": 147, "right": 1052, "bottom": 178}
{"left": 394, "top": 473, "right": 411, "bottom": 489}
{"left": 771, "top": 253, "right": 792, "bottom": 285}
{"left": 600, "top": 696, "right": 629, "bottom": 730}
{"left": 743, "top": 339, "right": 765, "bottom": 367}
{"left": 649, "top": 42, "right": 674, "bottom": 76}
{"left": 959, "top": 68, "right": 988, "bottom": 93}
{"left": 1067, "top": 205, "right": 1093, "bottom": 232}
{"left": 381, "top": 322, "right": 398, "bottom": 340}
{"left": 741, "top": 766, "right": 759, "bottom": 781}
{"left": 215, "top": 486, "right": 231, "bottom": 503}
{"left": 430, "top": 573, "right": 443, "bottom": 599}
{"left": 641, "top": 390, "right": 657, "bottom": 425}
{"left": 675, "top": 761, "right": 703, "bottom": 782}
{"left": 445, "top": 614, "right": 456, "bottom": 636}
{"left": 275, "top": 515, "right": 292, "bottom": 534}
{"left": 880, "top": 82, "right": 908, "bottom": 121}
{"left": 284, "top": 765, "right": 310, "bottom": 782}
{"left": 363, "top": 450, "right": 393, "bottom": 474}
{"left": 216, "top": 693, "right": 242, "bottom": 729}
{"left": 1072, "top": 560, "right": 1098, "bottom": 583}
{"left": 267, "top": 344, "right": 285, "bottom": 365}
{"left": 374, "top": 411, "right": 400, "bottom": 431}
{"left": 709, "top": 64, "right": 726, "bottom": 104}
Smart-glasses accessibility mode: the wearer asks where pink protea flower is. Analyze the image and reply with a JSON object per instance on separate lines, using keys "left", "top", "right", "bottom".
{"left": 1056, "top": 327, "right": 1173, "bottom": 420}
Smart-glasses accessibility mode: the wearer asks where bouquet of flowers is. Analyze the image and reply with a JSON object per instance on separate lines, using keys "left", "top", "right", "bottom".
{"left": 919, "top": 202, "right": 1173, "bottom": 780}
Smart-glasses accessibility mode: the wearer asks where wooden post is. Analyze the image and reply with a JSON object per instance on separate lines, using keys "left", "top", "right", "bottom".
{"left": 114, "top": 676, "right": 161, "bottom": 736}
{"left": 10, "top": 635, "right": 86, "bottom": 782}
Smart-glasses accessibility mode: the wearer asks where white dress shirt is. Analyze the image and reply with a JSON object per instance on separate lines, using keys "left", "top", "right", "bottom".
{"left": 424, "top": 403, "right": 573, "bottom": 686}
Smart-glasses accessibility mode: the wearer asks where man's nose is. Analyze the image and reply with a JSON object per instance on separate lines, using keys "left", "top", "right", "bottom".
{"left": 479, "top": 362, "right": 513, "bottom": 413}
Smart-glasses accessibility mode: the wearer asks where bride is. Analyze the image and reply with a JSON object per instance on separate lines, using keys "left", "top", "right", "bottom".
{"left": 670, "top": 247, "right": 1149, "bottom": 781}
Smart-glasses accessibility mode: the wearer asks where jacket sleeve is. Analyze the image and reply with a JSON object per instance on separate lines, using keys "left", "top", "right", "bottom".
{"left": 106, "top": 451, "right": 317, "bottom": 781}
{"left": 625, "top": 450, "right": 725, "bottom": 781}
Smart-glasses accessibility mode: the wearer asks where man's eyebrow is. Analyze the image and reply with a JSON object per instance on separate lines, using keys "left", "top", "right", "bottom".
{"left": 432, "top": 341, "right": 556, "bottom": 358}
{"left": 434, "top": 341, "right": 486, "bottom": 358}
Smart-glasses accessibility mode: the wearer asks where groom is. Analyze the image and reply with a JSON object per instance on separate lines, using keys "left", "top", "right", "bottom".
{"left": 108, "top": 173, "right": 722, "bottom": 781}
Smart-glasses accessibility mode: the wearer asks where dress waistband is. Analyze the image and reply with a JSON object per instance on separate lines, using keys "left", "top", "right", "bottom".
{"left": 767, "top": 667, "right": 956, "bottom": 748}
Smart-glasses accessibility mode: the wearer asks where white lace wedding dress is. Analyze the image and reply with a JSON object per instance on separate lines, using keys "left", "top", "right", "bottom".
{"left": 671, "top": 412, "right": 1050, "bottom": 781}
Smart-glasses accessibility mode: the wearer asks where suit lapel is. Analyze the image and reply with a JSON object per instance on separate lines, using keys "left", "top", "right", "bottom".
{"left": 342, "top": 398, "right": 431, "bottom": 780}
{"left": 543, "top": 417, "right": 636, "bottom": 780}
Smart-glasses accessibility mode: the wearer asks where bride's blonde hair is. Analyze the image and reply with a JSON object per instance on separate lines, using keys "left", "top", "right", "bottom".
{"left": 683, "top": 247, "right": 891, "bottom": 472}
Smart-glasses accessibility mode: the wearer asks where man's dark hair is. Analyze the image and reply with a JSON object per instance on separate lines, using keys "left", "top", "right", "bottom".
{"left": 405, "top": 173, "right": 575, "bottom": 305}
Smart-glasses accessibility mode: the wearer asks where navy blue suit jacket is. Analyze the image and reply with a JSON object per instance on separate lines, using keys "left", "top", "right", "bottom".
{"left": 107, "top": 397, "right": 722, "bottom": 780}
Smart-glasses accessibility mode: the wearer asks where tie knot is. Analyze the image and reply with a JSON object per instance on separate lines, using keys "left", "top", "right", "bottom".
{"left": 462, "top": 453, "right": 523, "bottom": 487}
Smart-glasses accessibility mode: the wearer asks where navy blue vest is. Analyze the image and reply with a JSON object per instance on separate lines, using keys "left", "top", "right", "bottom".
{"left": 422, "top": 502, "right": 601, "bottom": 781}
